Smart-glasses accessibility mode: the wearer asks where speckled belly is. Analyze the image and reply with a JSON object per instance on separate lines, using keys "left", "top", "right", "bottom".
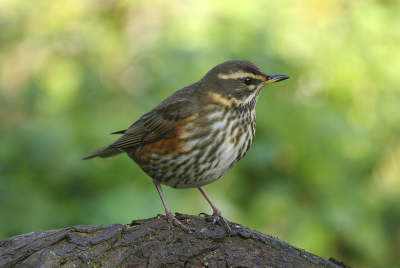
{"left": 129, "top": 110, "right": 256, "bottom": 189}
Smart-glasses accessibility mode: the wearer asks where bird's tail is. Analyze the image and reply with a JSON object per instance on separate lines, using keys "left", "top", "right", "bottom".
{"left": 82, "top": 146, "right": 123, "bottom": 160}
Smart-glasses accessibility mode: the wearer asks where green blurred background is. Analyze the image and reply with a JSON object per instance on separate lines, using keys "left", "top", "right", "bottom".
{"left": 1, "top": 0, "right": 399, "bottom": 267}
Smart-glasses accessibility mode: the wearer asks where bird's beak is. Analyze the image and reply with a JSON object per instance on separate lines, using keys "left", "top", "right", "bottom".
{"left": 263, "top": 74, "right": 290, "bottom": 85}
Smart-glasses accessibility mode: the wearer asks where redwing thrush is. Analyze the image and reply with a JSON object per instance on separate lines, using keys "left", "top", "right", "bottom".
{"left": 83, "top": 60, "right": 289, "bottom": 233}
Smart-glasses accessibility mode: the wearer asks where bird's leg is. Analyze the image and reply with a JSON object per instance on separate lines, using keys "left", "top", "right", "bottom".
{"left": 198, "top": 187, "right": 234, "bottom": 234}
{"left": 154, "top": 182, "right": 191, "bottom": 232}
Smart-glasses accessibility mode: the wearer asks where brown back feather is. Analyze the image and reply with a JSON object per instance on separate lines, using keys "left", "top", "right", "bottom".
{"left": 108, "top": 91, "right": 198, "bottom": 150}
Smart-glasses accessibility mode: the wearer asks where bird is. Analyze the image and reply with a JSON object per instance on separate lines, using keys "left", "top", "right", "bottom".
{"left": 83, "top": 60, "right": 289, "bottom": 233}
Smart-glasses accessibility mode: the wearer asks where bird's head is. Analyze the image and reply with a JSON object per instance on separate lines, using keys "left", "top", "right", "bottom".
{"left": 201, "top": 60, "right": 289, "bottom": 108}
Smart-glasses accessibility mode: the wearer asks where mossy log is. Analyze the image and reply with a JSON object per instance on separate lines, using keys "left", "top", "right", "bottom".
{"left": 0, "top": 214, "right": 351, "bottom": 267}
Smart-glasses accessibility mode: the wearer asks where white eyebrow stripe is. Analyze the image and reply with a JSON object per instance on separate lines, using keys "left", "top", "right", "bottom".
{"left": 218, "top": 71, "right": 265, "bottom": 80}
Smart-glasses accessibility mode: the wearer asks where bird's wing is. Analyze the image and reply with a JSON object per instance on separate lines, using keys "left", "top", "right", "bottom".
{"left": 82, "top": 88, "right": 198, "bottom": 160}
{"left": 109, "top": 96, "right": 196, "bottom": 149}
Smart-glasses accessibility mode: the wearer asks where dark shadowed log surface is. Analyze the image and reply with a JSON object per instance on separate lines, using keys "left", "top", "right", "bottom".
{"left": 0, "top": 214, "right": 351, "bottom": 268}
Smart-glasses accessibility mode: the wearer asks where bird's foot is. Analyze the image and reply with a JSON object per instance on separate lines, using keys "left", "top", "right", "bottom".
{"left": 157, "top": 213, "right": 191, "bottom": 233}
{"left": 199, "top": 209, "right": 238, "bottom": 235}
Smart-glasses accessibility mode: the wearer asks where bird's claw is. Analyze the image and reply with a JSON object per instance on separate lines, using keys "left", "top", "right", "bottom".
{"left": 198, "top": 212, "right": 218, "bottom": 225}
{"left": 199, "top": 211, "right": 235, "bottom": 235}
{"left": 158, "top": 213, "right": 191, "bottom": 233}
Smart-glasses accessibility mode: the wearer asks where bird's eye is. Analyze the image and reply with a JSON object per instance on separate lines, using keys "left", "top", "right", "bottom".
{"left": 243, "top": 77, "right": 253, "bottom": 86}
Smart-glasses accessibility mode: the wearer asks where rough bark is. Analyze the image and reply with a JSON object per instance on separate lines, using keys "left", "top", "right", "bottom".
{"left": 0, "top": 214, "right": 350, "bottom": 268}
